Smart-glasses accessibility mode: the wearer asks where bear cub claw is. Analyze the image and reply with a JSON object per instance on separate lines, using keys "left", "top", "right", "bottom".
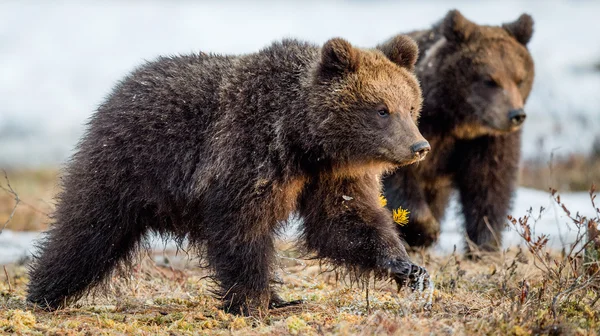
{"left": 269, "top": 299, "right": 305, "bottom": 309}
{"left": 269, "top": 293, "right": 305, "bottom": 309}
{"left": 382, "top": 259, "right": 430, "bottom": 290}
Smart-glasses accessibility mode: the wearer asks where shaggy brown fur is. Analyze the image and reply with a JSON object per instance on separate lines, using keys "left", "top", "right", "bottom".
{"left": 380, "top": 10, "right": 535, "bottom": 251}
{"left": 27, "top": 36, "right": 430, "bottom": 315}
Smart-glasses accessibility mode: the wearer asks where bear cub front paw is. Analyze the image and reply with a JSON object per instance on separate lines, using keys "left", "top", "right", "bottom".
{"left": 380, "top": 259, "right": 430, "bottom": 290}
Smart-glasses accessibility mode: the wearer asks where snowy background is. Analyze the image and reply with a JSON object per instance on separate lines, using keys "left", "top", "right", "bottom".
{"left": 1, "top": 0, "right": 599, "bottom": 167}
{"left": 1, "top": 1, "right": 599, "bottom": 262}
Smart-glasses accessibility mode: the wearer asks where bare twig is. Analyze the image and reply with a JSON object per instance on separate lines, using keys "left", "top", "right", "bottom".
{"left": 3, "top": 265, "right": 12, "bottom": 292}
{"left": 588, "top": 184, "right": 599, "bottom": 205}
{"left": 0, "top": 169, "right": 21, "bottom": 234}
{"left": 591, "top": 291, "right": 600, "bottom": 308}
{"left": 483, "top": 216, "right": 502, "bottom": 251}
{"left": 365, "top": 280, "right": 370, "bottom": 314}
{"left": 17, "top": 198, "right": 49, "bottom": 216}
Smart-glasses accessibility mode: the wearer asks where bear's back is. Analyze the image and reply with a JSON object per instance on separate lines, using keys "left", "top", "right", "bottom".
{"left": 68, "top": 41, "right": 320, "bottom": 209}
{"left": 212, "top": 40, "right": 319, "bottom": 172}
{"left": 67, "top": 53, "right": 236, "bottom": 207}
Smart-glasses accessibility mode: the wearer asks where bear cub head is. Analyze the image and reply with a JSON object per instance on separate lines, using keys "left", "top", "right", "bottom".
{"left": 309, "top": 36, "right": 428, "bottom": 171}
{"left": 423, "top": 10, "right": 535, "bottom": 139}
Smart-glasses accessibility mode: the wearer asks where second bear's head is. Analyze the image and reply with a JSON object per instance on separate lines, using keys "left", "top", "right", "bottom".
{"left": 409, "top": 10, "right": 534, "bottom": 139}
{"left": 308, "top": 36, "right": 428, "bottom": 170}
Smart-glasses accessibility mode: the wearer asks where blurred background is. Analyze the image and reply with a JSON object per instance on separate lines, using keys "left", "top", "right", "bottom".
{"left": 0, "top": 1, "right": 599, "bottom": 258}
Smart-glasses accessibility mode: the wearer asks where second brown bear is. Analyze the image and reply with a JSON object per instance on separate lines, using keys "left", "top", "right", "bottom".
{"left": 380, "top": 10, "right": 535, "bottom": 252}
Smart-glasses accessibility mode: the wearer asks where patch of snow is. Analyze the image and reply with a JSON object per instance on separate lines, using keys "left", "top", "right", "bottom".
{"left": 0, "top": 230, "right": 42, "bottom": 264}
{"left": 433, "top": 188, "right": 598, "bottom": 254}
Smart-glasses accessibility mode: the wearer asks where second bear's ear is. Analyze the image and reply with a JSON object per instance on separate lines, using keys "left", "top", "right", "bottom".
{"left": 319, "top": 38, "right": 359, "bottom": 79}
{"left": 502, "top": 14, "right": 534, "bottom": 46}
{"left": 376, "top": 35, "right": 419, "bottom": 70}
{"left": 441, "top": 9, "right": 478, "bottom": 43}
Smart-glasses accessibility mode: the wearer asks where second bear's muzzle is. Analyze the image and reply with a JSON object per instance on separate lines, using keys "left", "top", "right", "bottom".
{"left": 410, "top": 141, "right": 431, "bottom": 160}
{"left": 508, "top": 108, "right": 527, "bottom": 127}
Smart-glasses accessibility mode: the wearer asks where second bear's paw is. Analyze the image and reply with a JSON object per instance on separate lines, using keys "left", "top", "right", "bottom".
{"left": 400, "top": 214, "right": 441, "bottom": 248}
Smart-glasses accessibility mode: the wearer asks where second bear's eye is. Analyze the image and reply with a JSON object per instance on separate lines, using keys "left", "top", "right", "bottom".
{"left": 377, "top": 107, "right": 390, "bottom": 118}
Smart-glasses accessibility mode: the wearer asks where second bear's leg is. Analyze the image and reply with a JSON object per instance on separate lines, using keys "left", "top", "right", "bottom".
{"left": 423, "top": 181, "right": 453, "bottom": 223}
{"left": 299, "top": 173, "right": 427, "bottom": 286}
{"left": 383, "top": 168, "right": 440, "bottom": 247}
{"left": 454, "top": 133, "right": 521, "bottom": 252}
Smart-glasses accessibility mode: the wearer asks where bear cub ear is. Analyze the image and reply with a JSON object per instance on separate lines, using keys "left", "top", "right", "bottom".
{"left": 441, "top": 9, "right": 478, "bottom": 43}
{"left": 502, "top": 14, "right": 534, "bottom": 46}
{"left": 376, "top": 35, "right": 419, "bottom": 71}
{"left": 319, "top": 38, "right": 360, "bottom": 79}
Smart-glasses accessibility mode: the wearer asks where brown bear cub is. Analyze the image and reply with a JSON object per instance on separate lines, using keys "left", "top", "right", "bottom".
{"left": 27, "top": 36, "right": 430, "bottom": 315}
{"left": 379, "top": 10, "right": 535, "bottom": 252}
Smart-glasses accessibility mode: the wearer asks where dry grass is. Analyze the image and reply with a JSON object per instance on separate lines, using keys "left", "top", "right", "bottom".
{"left": 0, "top": 168, "right": 599, "bottom": 334}
{"left": 521, "top": 137, "right": 600, "bottom": 192}
{"left": 521, "top": 154, "right": 600, "bottom": 192}
{"left": 1, "top": 243, "right": 598, "bottom": 335}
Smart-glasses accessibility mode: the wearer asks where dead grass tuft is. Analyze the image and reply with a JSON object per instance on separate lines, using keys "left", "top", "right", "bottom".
{"left": 521, "top": 138, "right": 600, "bottom": 192}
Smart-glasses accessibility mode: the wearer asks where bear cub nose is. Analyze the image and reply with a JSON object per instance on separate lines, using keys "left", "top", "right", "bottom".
{"left": 508, "top": 108, "right": 527, "bottom": 126}
{"left": 410, "top": 141, "right": 431, "bottom": 159}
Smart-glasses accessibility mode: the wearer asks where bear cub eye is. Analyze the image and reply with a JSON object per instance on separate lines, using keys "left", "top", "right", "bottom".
{"left": 377, "top": 106, "right": 390, "bottom": 118}
{"left": 483, "top": 78, "right": 499, "bottom": 88}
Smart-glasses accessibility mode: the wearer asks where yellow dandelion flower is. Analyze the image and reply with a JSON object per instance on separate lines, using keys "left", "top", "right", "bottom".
{"left": 393, "top": 208, "right": 410, "bottom": 226}
{"left": 379, "top": 194, "right": 387, "bottom": 207}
